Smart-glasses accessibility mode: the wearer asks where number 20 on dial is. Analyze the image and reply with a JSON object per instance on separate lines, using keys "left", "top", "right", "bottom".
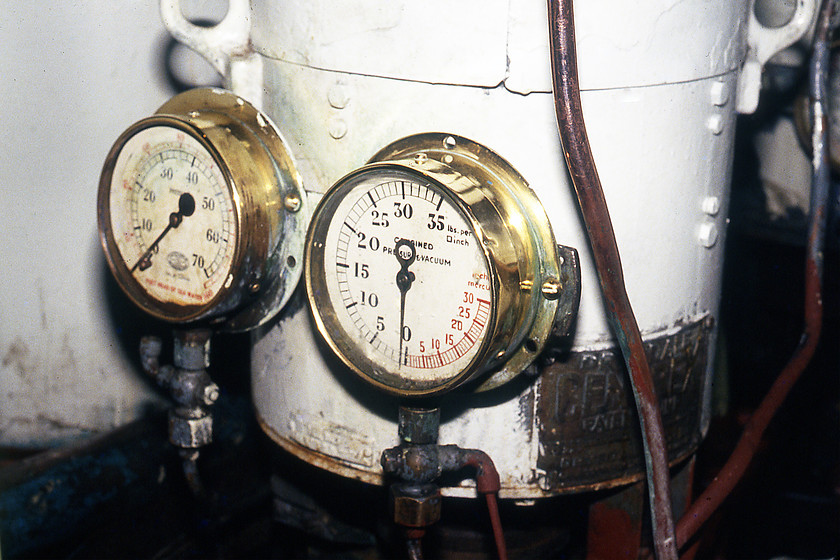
{"left": 98, "top": 88, "right": 307, "bottom": 329}
{"left": 305, "top": 134, "right": 565, "bottom": 397}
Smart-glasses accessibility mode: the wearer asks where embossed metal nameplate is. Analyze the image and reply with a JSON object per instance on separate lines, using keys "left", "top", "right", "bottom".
{"left": 537, "top": 317, "right": 712, "bottom": 491}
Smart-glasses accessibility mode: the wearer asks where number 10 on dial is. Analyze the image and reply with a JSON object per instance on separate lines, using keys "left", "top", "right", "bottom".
{"left": 305, "top": 134, "right": 565, "bottom": 397}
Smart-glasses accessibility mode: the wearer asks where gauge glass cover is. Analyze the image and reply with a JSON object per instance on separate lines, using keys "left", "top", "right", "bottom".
{"left": 310, "top": 167, "right": 494, "bottom": 394}
{"left": 106, "top": 124, "right": 237, "bottom": 311}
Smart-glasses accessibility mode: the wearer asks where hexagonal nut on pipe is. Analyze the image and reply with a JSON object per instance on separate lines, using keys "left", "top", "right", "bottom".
{"left": 168, "top": 412, "right": 213, "bottom": 448}
{"left": 390, "top": 483, "right": 441, "bottom": 528}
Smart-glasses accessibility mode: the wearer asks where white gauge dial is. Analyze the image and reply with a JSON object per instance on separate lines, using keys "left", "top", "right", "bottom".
{"left": 322, "top": 169, "right": 493, "bottom": 388}
{"left": 307, "top": 134, "right": 569, "bottom": 397}
{"left": 108, "top": 125, "right": 236, "bottom": 308}
{"left": 98, "top": 88, "right": 307, "bottom": 328}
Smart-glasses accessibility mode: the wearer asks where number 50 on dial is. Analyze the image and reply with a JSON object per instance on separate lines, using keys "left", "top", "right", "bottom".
{"left": 305, "top": 134, "right": 569, "bottom": 397}
{"left": 97, "top": 88, "right": 307, "bottom": 330}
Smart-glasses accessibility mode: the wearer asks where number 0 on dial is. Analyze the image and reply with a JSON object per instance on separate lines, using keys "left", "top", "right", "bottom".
{"left": 306, "top": 134, "right": 564, "bottom": 397}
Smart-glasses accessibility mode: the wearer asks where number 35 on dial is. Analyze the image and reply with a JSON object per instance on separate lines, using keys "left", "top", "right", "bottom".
{"left": 305, "top": 134, "right": 567, "bottom": 397}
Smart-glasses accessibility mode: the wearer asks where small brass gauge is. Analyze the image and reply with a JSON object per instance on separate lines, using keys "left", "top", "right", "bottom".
{"left": 98, "top": 88, "right": 307, "bottom": 330}
{"left": 305, "top": 133, "right": 567, "bottom": 397}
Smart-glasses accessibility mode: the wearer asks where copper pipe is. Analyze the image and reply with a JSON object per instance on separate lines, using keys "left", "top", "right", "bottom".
{"left": 485, "top": 493, "right": 507, "bottom": 560}
{"left": 676, "top": 0, "right": 833, "bottom": 549}
{"left": 460, "top": 449, "right": 508, "bottom": 560}
{"left": 547, "top": 1, "right": 677, "bottom": 558}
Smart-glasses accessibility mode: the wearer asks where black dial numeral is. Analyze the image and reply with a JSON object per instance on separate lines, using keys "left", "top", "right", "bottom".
{"left": 427, "top": 213, "right": 445, "bottom": 230}
{"left": 393, "top": 202, "right": 413, "bottom": 219}
{"left": 371, "top": 210, "right": 389, "bottom": 227}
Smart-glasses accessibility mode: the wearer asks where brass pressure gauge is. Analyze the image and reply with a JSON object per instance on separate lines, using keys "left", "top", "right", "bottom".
{"left": 98, "top": 88, "right": 308, "bottom": 330}
{"left": 305, "top": 133, "right": 566, "bottom": 397}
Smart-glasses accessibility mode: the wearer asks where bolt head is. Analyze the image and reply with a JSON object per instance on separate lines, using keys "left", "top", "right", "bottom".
{"left": 391, "top": 484, "right": 441, "bottom": 528}
{"left": 707, "top": 114, "right": 724, "bottom": 135}
{"left": 702, "top": 196, "right": 721, "bottom": 216}
{"left": 710, "top": 81, "right": 730, "bottom": 106}
{"left": 541, "top": 276, "right": 562, "bottom": 300}
{"left": 699, "top": 222, "right": 719, "bottom": 248}
{"left": 284, "top": 193, "right": 301, "bottom": 213}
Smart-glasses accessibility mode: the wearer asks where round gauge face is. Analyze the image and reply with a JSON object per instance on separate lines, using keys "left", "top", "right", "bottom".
{"left": 307, "top": 166, "right": 495, "bottom": 395}
{"left": 102, "top": 123, "right": 238, "bottom": 317}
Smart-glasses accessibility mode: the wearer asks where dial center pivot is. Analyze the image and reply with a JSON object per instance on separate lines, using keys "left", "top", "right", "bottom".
{"left": 395, "top": 239, "right": 416, "bottom": 292}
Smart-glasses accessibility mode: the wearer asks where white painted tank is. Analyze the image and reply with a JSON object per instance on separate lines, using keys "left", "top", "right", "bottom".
{"left": 162, "top": 0, "right": 816, "bottom": 496}
{"left": 0, "top": 3, "right": 179, "bottom": 448}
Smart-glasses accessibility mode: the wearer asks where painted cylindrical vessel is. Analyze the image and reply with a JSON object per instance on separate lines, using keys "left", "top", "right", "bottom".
{"left": 163, "top": 0, "right": 815, "bottom": 496}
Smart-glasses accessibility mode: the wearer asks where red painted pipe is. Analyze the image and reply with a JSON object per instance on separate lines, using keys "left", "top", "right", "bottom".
{"left": 461, "top": 449, "right": 507, "bottom": 560}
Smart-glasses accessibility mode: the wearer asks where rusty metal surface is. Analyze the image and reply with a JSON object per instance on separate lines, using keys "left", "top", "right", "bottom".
{"left": 586, "top": 481, "right": 644, "bottom": 560}
{"left": 398, "top": 406, "right": 440, "bottom": 445}
{"left": 550, "top": 244, "right": 581, "bottom": 341}
{"left": 537, "top": 317, "right": 712, "bottom": 491}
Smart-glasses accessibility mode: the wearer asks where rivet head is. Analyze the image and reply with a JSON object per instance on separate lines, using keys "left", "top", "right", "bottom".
{"left": 328, "top": 118, "right": 347, "bottom": 139}
{"left": 413, "top": 153, "right": 428, "bottom": 165}
{"left": 328, "top": 84, "right": 349, "bottom": 109}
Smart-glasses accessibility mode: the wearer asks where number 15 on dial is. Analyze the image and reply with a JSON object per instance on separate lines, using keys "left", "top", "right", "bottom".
{"left": 305, "top": 134, "right": 566, "bottom": 397}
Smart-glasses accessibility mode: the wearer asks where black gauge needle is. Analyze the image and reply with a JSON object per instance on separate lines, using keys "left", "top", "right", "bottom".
{"left": 394, "top": 239, "right": 416, "bottom": 364}
{"left": 130, "top": 192, "right": 196, "bottom": 273}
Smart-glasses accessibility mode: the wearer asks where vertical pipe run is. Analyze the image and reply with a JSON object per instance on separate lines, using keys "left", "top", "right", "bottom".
{"left": 675, "top": 0, "right": 834, "bottom": 548}
{"left": 546, "top": 1, "right": 677, "bottom": 558}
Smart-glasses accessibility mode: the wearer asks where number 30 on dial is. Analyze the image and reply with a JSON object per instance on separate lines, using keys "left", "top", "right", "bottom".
{"left": 305, "top": 134, "right": 566, "bottom": 397}
{"left": 98, "top": 88, "right": 307, "bottom": 330}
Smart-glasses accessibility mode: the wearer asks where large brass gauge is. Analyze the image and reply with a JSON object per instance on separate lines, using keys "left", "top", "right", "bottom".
{"left": 305, "top": 134, "right": 567, "bottom": 397}
{"left": 98, "top": 88, "right": 307, "bottom": 330}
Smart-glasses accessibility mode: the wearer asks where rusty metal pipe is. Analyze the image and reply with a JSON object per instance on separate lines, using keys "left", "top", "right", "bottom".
{"left": 485, "top": 493, "right": 507, "bottom": 560}
{"left": 180, "top": 448, "right": 210, "bottom": 501}
{"left": 547, "top": 1, "right": 677, "bottom": 558}
{"left": 675, "top": 0, "right": 834, "bottom": 549}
